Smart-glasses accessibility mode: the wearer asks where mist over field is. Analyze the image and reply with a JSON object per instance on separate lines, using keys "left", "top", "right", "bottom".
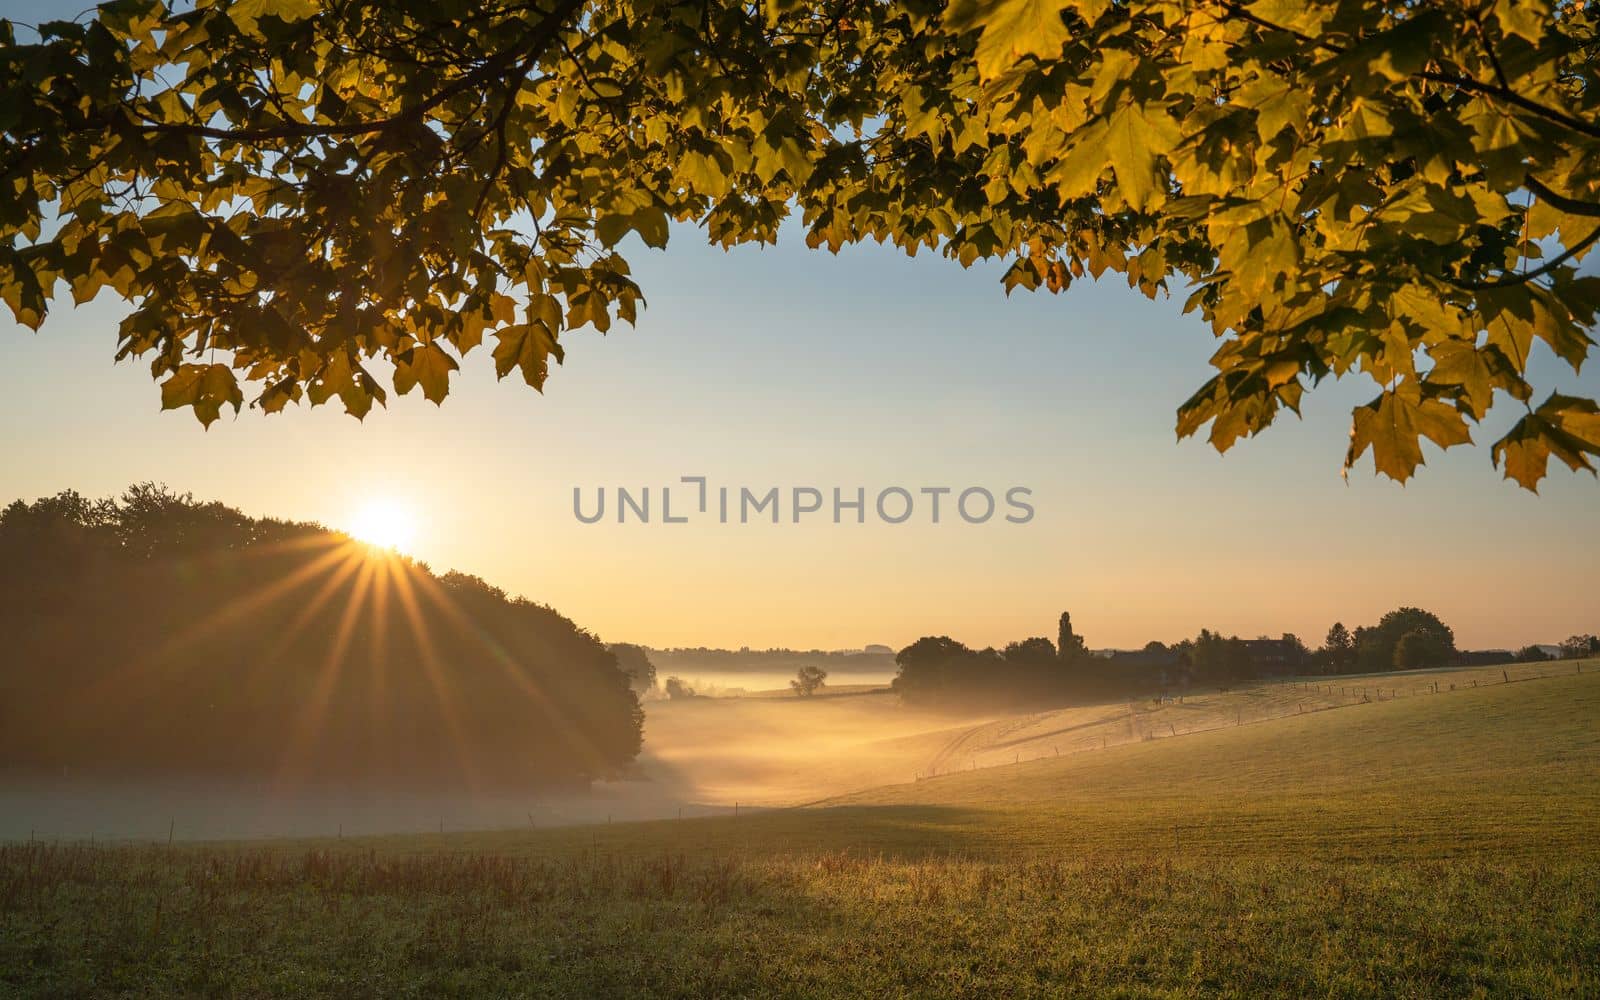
{"left": 9, "top": 658, "right": 1583, "bottom": 845}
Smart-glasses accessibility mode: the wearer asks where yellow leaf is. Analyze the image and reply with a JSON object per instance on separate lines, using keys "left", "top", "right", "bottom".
{"left": 1106, "top": 103, "right": 1181, "bottom": 212}
{"left": 1345, "top": 388, "right": 1471, "bottom": 483}
{"left": 972, "top": 0, "right": 1071, "bottom": 81}
{"left": 393, "top": 343, "right": 458, "bottom": 404}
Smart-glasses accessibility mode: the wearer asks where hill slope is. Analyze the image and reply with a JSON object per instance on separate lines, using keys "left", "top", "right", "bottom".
{"left": 439, "top": 661, "right": 1600, "bottom": 862}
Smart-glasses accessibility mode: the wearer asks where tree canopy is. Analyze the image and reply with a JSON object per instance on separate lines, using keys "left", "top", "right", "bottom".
{"left": 4, "top": 0, "right": 1599, "bottom": 487}
{"left": 608, "top": 641, "right": 658, "bottom": 693}
{"left": 0, "top": 484, "right": 644, "bottom": 786}
{"left": 1353, "top": 606, "right": 1457, "bottom": 671}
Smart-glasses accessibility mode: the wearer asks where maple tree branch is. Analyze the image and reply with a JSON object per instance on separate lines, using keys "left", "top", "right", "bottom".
{"left": 1414, "top": 70, "right": 1600, "bottom": 141}
{"left": 1453, "top": 224, "right": 1600, "bottom": 289}
{"left": 1524, "top": 176, "right": 1600, "bottom": 219}
{"left": 1212, "top": 1, "right": 1600, "bottom": 142}
{"left": 473, "top": 90, "right": 520, "bottom": 225}
{"left": 127, "top": 0, "right": 585, "bottom": 143}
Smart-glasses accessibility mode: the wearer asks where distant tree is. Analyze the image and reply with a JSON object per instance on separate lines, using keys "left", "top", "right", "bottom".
{"left": 790, "top": 666, "right": 828, "bottom": 697}
{"left": 891, "top": 636, "right": 974, "bottom": 703}
{"left": 1004, "top": 637, "right": 1058, "bottom": 665}
{"left": 1356, "top": 608, "right": 1456, "bottom": 672}
{"left": 1189, "top": 629, "right": 1251, "bottom": 685}
{"left": 1280, "top": 633, "right": 1310, "bottom": 671}
{"left": 608, "top": 643, "right": 658, "bottom": 694}
{"left": 1559, "top": 635, "right": 1599, "bottom": 660}
{"left": 1057, "top": 612, "right": 1088, "bottom": 663}
{"left": 1515, "top": 645, "right": 1554, "bottom": 663}
{"left": 663, "top": 676, "right": 696, "bottom": 700}
{"left": 894, "top": 633, "right": 1077, "bottom": 707}
{"left": 1322, "top": 622, "right": 1354, "bottom": 672}
{"left": 1142, "top": 640, "right": 1169, "bottom": 655}
{"left": 1394, "top": 629, "right": 1449, "bottom": 669}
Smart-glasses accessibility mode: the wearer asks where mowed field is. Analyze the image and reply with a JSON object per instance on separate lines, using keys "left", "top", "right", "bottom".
{"left": 3, "top": 662, "right": 1598, "bottom": 997}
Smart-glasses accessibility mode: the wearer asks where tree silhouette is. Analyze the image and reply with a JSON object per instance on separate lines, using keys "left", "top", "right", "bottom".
{"left": 1560, "top": 635, "right": 1600, "bottom": 659}
{"left": 0, "top": 486, "right": 642, "bottom": 788}
{"left": 790, "top": 666, "right": 828, "bottom": 697}
{"left": 1323, "top": 622, "right": 1354, "bottom": 672}
{"left": 1356, "top": 608, "right": 1457, "bottom": 672}
{"left": 608, "top": 643, "right": 658, "bottom": 694}
{"left": 1057, "top": 613, "right": 1088, "bottom": 664}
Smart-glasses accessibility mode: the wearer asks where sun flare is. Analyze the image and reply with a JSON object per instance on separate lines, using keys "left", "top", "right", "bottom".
{"left": 346, "top": 498, "right": 417, "bottom": 553}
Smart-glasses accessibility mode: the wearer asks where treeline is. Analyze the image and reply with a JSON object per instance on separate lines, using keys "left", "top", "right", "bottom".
{"left": 890, "top": 613, "right": 1111, "bottom": 709}
{"left": 892, "top": 606, "right": 1581, "bottom": 708}
{"left": 1512, "top": 635, "right": 1600, "bottom": 663}
{"left": 889, "top": 614, "right": 1305, "bottom": 709}
{"left": 0, "top": 486, "right": 642, "bottom": 789}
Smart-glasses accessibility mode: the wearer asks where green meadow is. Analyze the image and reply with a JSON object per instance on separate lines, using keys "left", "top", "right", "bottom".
{"left": 4, "top": 664, "right": 1598, "bottom": 997}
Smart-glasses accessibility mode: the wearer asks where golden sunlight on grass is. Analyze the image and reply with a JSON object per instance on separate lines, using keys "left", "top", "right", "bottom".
{"left": 344, "top": 497, "right": 418, "bottom": 553}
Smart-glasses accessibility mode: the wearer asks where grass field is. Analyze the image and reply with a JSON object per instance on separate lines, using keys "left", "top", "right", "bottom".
{"left": 3, "top": 663, "right": 1597, "bottom": 997}
{"left": 621, "top": 658, "right": 1593, "bottom": 814}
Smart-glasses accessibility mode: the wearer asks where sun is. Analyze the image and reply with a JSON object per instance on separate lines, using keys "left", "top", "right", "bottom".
{"left": 346, "top": 497, "right": 417, "bottom": 553}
